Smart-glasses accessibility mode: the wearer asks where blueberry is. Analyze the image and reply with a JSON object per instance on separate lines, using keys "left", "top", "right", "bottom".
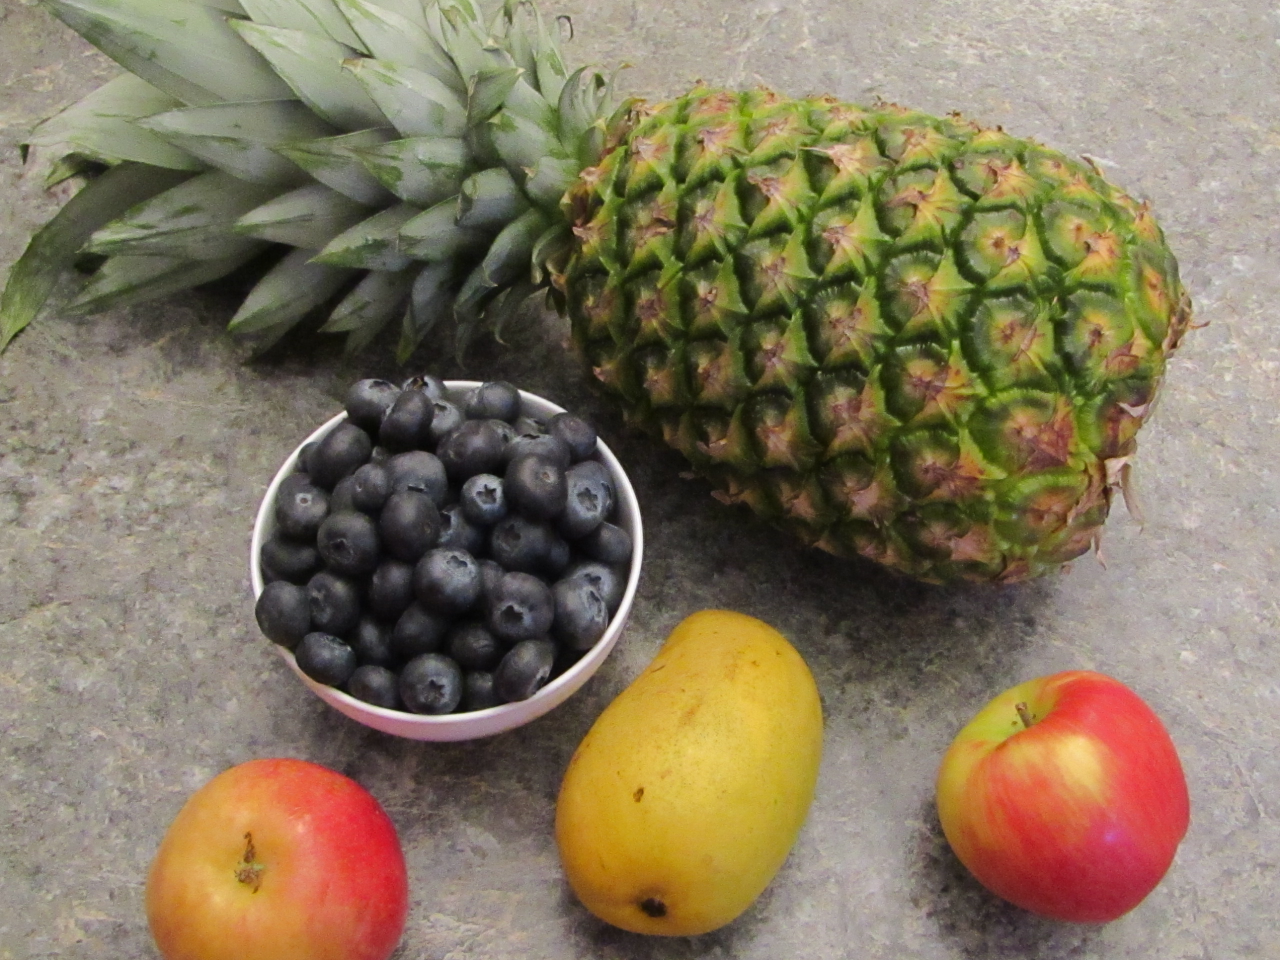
{"left": 566, "top": 560, "right": 626, "bottom": 614}
{"left": 566, "top": 459, "right": 615, "bottom": 511}
{"left": 370, "top": 445, "right": 391, "bottom": 466}
{"left": 295, "top": 442, "right": 319, "bottom": 476}
{"left": 512, "top": 415, "right": 546, "bottom": 437}
{"left": 462, "top": 671, "right": 499, "bottom": 711}
{"left": 503, "top": 432, "right": 570, "bottom": 469}
{"left": 255, "top": 581, "right": 311, "bottom": 649}
{"left": 486, "top": 418, "right": 518, "bottom": 447}
{"left": 350, "top": 615, "right": 395, "bottom": 668}
{"left": 278, "top": 471, "right": 315, "bottom": 501}
{"left": 557, "top": 462, "right": 613, "bottom": 539}
{"left": 579, "top": 521, "right": 632, "bottom": 565}
{"left": 295, "top": 632, "right": 358, "bottom": 687}
{"left": 437, "top": 503, "right": 485, "bottom": 554}
{"left": 488, "top": 515, "right": 558, "bottom": 573}
{"left": 347, "top": 664, "right": 400, "bottom": 709}
{"left": 391, "top": 603, "right": 450, "bottom": 660}
{"left": 414, "top": 547, "right": 482, "bottom": 615}
{"left": 260, "top": 535, "right": 319, "bottom": 584}
{"left": 426, "top": 399, "right": 465, "bottom": 444}
{"left": 399, "top": 653, "right": 463, "bottom": 714}
{"left": 402, "top": 373, "right": 447, "bottom": 401}
{"left": 543, "top": 535, "right": 572, "bottom": 577}
{"left": 345, "top": 378, "right": 401, "bottom": 432}
{"left": 275, "top": 482, "right": 329, "bottom": 540}
{"left": 460, "top": 473, "right": 507, "bottom": 526}
{"left": 466, "top": 380, "right": 521, "bottom": 422}
{"left": 478, "top": 559, "right": 505, "bottom": 606}
{"left": 329, "top": 475, "right": 359, "bottom": 514}
{"left": 307, "top": 571, "right": 362, "bottom": 636}
{"left": 505, "top": 455, "right": 566, "bottom": 520}
{"left": 367, "top": 560, "right": 417, "bottom": 622}
{"left": 548, "top": 412, "right": 598, "bottom": 461}
{"left": 349, "top": 462, "right": 391, "bottom": 513}
{"left": 309, "top": 422, "right": 374, "bottom": 489}
{"left": 437, "top": 419, "right": 507, "bottom": 481}
{"left": 316, "top": 511, "right": 381, "bottom": 577}
{"left": 447, "top": 622, "right": 503, "bottom": 671}
{"left": 385, "top": 450, "right": 448, "bottom": 503}
{"left": 552, "top": 577, "right": 610, "bottom": 651}
{"left": 379, "top": 388, "right": 435, "bottom": 451}
{"left": 486, "top": 572, "right": 554, "bottom": 643}
{"left": 494, "top": 639, "right": 556, "bottom": 702}
{"left": 378, "top": 490, "right": 440, "bottom": 562}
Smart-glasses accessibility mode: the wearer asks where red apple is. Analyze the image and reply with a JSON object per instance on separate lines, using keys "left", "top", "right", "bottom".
{"left": 935, "top": 670, "right": 1189, "bottom": 923}
{"left": 146, "top": 758, "right": 409, "bottom": 960}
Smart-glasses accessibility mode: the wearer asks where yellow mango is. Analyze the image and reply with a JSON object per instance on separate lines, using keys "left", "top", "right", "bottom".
{"left": 555, "top": 609, "right": 824, "bottom": 936}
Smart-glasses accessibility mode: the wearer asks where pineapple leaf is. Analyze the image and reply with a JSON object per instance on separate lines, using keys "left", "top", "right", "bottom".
{"left": 467, "top": 66, "right": 523, "bottom": 127}
{"left": 556, "top": 65, "right": 608, "bottom": 148}
{"left": 521, "top": 154, "right": 577, "bottom": 207}
{"left": 343, "top": 58, "right": 467, "bottom": 138}
{"left": 334, "top": 0, "right": 461, "bottom": 89}
{"left": 138, "top": 100, "right": 336, "bottom": 185}
{"left": 476, "top": 207, "right": 548, "bottom": 288}
{"left": 22, "top": 74, "right": 204, "bottom": 174}
{"left": 487, "top": 275, "right": 539, "bottom": 343}
{"left": 67, "top": 246, "right": 264, "bottom": 315}
{"left": 530, "top": 6, "right": 569, "bottom": 100}
{"left": 398, "top": 198, "right": 491, "bottom": 261}
{"left": 229, "top": 20, "right": 387, "bottom": 129}
{"left": 397, "top": 260, "right": 455, "bottom": 361}
{"left": 235, "top": 183, "right": 371, "bottom": 248}
{"left": 311, "top": 203, "right": 420, "bottom": 271}
{"left": 228, "top": 247, "right": 356, "bottom": 334}
{"left": 453, "top": 207, "right": 547, "bottom": 348}
{"left": 0, "top": 163, "right": 192, "bottom": 351}
{"left": 42, "top": 0, "right": 294, "bottom": 106}
{"left": 501, "top": 74, "right": 556, "bottom": 129}
{"left": 274, "top": 128, "right": 397, "bottom": 205}
{"left": 320, "top": 267, "right": 414, "bottom": 332}
{"left": 358, "top": 0, "right": 429, "bottom": 29}
{"left": 42, "top": 155, "right": 105, "bottom": 190}
{"left": 84, "top": 171, "right": 281, "bottom": 259}
{"left": 456, "top": 167, "right": 528, "bottom": 230}
{"left": 488, "top": 108, "right": 562, "bottom": 171}
{"left": 437, "top": 4, "right": 512, "bottom": 79}
{"left": 239, "top": 0, "right": 365, "bottom": 50}
{"left": 495, "top": 1, "right": 538, "bottom": 78}
{"left": 189, "top": 0, "right": 247, "bottom": 12}
{"left": 354, "top": 136, "right": 469, "bottom": 206}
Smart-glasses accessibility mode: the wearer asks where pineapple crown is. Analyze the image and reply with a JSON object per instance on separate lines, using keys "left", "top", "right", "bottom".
{"left": 2, "top": 0, "right": 621, "bottom": 358}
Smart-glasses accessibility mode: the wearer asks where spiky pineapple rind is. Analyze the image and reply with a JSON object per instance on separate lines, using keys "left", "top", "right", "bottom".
{"left": 559, "top": 87, "right": 1191, "bottom": 583}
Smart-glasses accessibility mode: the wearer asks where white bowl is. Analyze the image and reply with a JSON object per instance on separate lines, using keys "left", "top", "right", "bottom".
{"left": 250, "top": 380, "right": 643, "bottom": 741}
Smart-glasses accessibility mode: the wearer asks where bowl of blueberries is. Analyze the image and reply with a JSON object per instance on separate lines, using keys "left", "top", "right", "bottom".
{"left": 250, "top": 376, "right": 642, "bottom": 741}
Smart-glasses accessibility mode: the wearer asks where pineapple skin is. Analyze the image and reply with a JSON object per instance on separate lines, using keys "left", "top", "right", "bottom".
{"left": 556, "top": 89, "right": 1193, "bottom": 584}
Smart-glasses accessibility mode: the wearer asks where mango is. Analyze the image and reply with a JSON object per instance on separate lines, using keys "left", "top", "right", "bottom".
{"left": 555, "top": 609, "right": 824, "bottom": 935}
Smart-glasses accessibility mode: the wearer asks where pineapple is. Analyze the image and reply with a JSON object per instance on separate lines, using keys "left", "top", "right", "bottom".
{"left": 0, "top": 0, "right": 1193, "bottom": 583}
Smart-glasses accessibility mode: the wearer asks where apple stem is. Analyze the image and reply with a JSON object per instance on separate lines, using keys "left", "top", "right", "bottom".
{"left": 1015, "top": 702, "right": 1036, "bottom": 729}
{"left": 235, "top": 832, "right": 265, "bottom": 893}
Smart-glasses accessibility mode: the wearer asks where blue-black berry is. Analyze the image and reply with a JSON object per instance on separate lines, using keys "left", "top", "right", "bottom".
{"left": 347, "top": 664, "right": 400, "bottom": 709}
{"left": 255, "top": 581, "right": 311, "bottom": 649}
{"left": 494, "top": 639, "right": 556, "bottom": 702}
{"left": 295, "top": 632, "right": 358, "bottom": 687}
{"left": 399, "top": 653, "right": 463, "bottom": 714}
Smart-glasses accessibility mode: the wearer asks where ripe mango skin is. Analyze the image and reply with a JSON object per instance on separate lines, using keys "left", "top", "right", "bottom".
{"left": 555, "top": 610, "right": 824, "bottom": 936}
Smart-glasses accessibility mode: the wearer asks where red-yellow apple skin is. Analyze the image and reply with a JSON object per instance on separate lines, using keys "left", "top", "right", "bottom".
{"left": 146, "top": 758, "right": 409, "bottom": 960}
{"left": 936, "top": 671, "right": 1189, "bottom": 923}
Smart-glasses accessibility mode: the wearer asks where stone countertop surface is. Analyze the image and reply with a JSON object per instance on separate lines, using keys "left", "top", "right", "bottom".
{"left": 1, "top": 1, "right": 1277, "bottom": 957}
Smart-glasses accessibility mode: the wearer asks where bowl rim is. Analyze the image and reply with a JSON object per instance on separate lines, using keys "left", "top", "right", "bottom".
{"left": 249, "top": 379, "right": 644, "bottom": 736}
